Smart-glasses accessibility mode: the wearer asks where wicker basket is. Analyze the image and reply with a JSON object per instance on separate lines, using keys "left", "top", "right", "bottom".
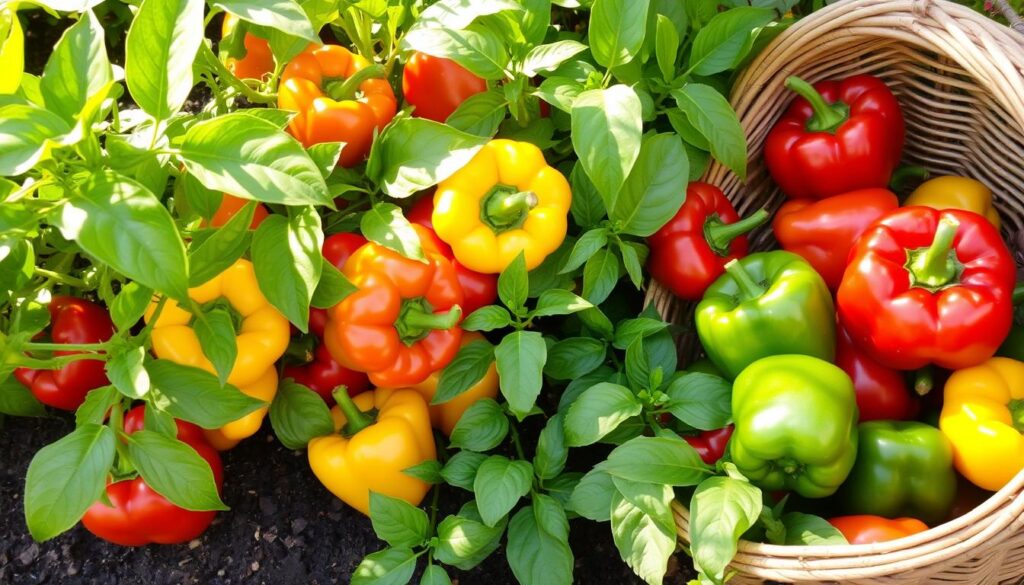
{"left": 645, "top": 0, "right": 1024, "bottom": 583}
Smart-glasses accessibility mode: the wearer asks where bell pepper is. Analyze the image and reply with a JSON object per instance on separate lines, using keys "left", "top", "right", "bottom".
{"left": 408, "top": 195, "right": 497, "bottom": 314}
{"left": 764, "top": 74, "right": 904, "bottom": 199}
{"left": 905, "top": 176, "right": 1000, "bottom": 229}
{"left": 839, "top": 421, "right": 956, "bottom": 525}
{"left": 308, "top": 388, "right": 436, "bottom": 515}
{"left": 940, "top": 357, "right": 1024, "bottom": 491}
{"left": 145, "top": 259, "right": 290, "bottom": 448}
{"left": 647, "top": 182, "right": 769, "bottom": 300}
{"left": 379, "top": 332, "right": 499, "bottom": 435}
{"left": 15, "top": 296, "right": 115, "bottom": 411}
{"left": 221, "top": 14, "right": 274, "bottom": 81}
{"left": 324, "top": 225, "right": 464, "bottom": 387}
{"left": 828, "top": 516, "right": 928, "bottom": 545}
{"left": 837, "top": 208, "right": 1015, "bottom": 370}
{"left": 279, "top": 45, "right": 397, "bottom": 167}
{"left": 432, "top": 139, "right": 572, "bottom": 274}
{"left": 685, "top": 426, "right": 733, "bottom": 465}
{"left": 695, "top": 251, "right": 836, "bottom": 379}
{"left": 81, "top": 405, "right": 224, "bottom": 546}
{"left": 402, "top": 52, "right": 487, "bottom": 123}
{"left": 731, "top": 355, "right": 859, "bottom": 498}
{"left": 772, "top": 188, "right": 899, "bottom": 290}
{"left": 835, "top": 324, "right": 916, "bottom": 422}
{"left": 206, "top": 194, "right": 269, "bottom": 229}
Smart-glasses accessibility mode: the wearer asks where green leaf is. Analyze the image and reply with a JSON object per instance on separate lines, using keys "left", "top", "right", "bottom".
{"left": 403, "top": 460, "right": 443, "bottom": 484}
{"left": 494, "top": 330, "right": 546, "bottom": 420}
{"left": 434, "top": 502, "right": 507, "bottom": 570}
{"left": 655, "top": 14, "right": 679, "bottom": 81}
{"left": 588, "top": 0, "right": 650, "bottom": 70}
{"left": 105, "top": 345, "right": 151, "bottom": 399}
{"left": 624, "top": 336, "right": 651, "bottom": 391}
{"left": 462, "top": 305, "right": 513, "bottom": 332}
{"left": 521, "top": 40, "right": 588, "bottom": 77}
{"left": 582, "top": 247, "right": 619, "bottom": 305}
{"left": 666, "top": 372, "right": 732, "bottom": 431}
{"left": 24, "top": 424, "right": 116, "bottom": 541}
{"left": 568, "top": 163, "right": 607, "bottom": 228}
{"left": 570, "top": 86, "right": 642, "bottom": 207}
{"left": 180, "top": 172, "right": 222, "bottom": 221}
{"left": 251, "top": 208, "right": 323, "bottom": 332}
{"left": 535, "top": 76, "right": 583, "bottom": 115}
{"left": 497, "top": 252, "right": 528, "bottom": 312}
{"left": 533, "top": 413, "right": 567, "bottom": 480}
{"left": 612, "top": 133, "right": 688, "bottom": 237}
{"left": 269, "top": 380, "right": 334, "bottom": 449}
{"left": 420, "top": 566, "right": 451, "bottom": 585}
{"left": 109, "top": 282, "right": 153, "bottom": 332}
{"left": 544, "top": 337, "right": 606, "bottom": 381}
{"left": 188, "top": 203, "right": 255, "bottom": 287}
{"left": 506, "top": 495, "right": 574, "bottom": 585}
{"left": 613, "top": 317, "right": 668, "bottom": 349}
{"left": 54, "top": 171, "right": 189, "bottom": 301}
{"left": 146, "top": 360, "right": 265, "bottom": 428}
{"left": 180, "top": 113, "right": 332, "bottom": 206}
{"left": 434, "top": 341, "right": 495, "bottom": 405}
{"left": 0, "top": 236, "right": 33, "bottom": 299}
{"left": 610, "top": 488, "right": 676, "bottom": 585}
{"left": 39, "top": 9, "right": 111, "bottom": 123}
{"left": 403, "top": 24, "right": 509, "bottom": 81}
{"left": 0, "top": 376, "right": 46, "bottom": 417}
{"left": 689, "top": 476, "right": 763, "bottom": 583}
{"left": 367, "top": 117, "right": 488, "bottom": 200}
{"left": 307, "top": 141, "right": 346, "bottom": 179}
{"left": 445, "top": 88, "right": 507, "bottom": 138}
{"left": 618, "top": 241, "right": 645, "bottom": 289}
{"left": 143, "top": 405, "right": 178, "bottom": 436}
{"left": 0, "top": 103, "right": 71, "bottom": 176}
{"left": 450, "top": 399, "right": 508, "bottom": 452}
{"left": 351, "top": 547, "right": 417, "bottom": 585}
{"left": 473, "top": 455, "right": 533, "bottom": 526}
{"left": 125, "top": 0, "right": 203, "bottom": 119}
{"left": 193, "top": 309, "right": 238, "bottom": 387}
{"left": 687, "top": 7, "right": 774, "bottom": 77}
{"left": 605, "top": 436, "right": 710, "bottom": 486}
{"left": 613, "top": 477, "right": 675, "bottom": 535}
{"left": 441, "top": 451, "right": 488, "bottom": 491}
{"left": 413, "top": 0, "right": 520, "bottom": 30}
{"left": 236, "top": 108, "right": 296, "bottom": 128}
{"left": 311, "top": 261, "right": 356, "bottom": 309}
{"left": 360, "top": 201, "right": 424, "bottom": 261}
{"left": 673, "top": 83, "right": 747, "bottom": 180}
{"left": 782, "top": 512, "right": 847, "bottom": 546}
{"left": 126, "top": 429, "right": 228, "bottom": 511}
{"left": 0, "top": 6, "right": 24, "bottom": 95}
{"left": 569, "top": 466, "right": 615, "bottom": 521}
{"left": 214, "top": 0, "right": 317, "bottom": 42}
{"left": 564, "top": 383, "right": 641, "bottom": 446}
{"left": 559, "top": 228, "right": 609, "bottom": 274}
{"left": 369, "top": 492, "right": 431, "bottom": 548}
{"left": 531, "top": 289, "right": 593, "bottom": 318}
{"left": 74, "top": 386, "right": 117, "bottom": 426}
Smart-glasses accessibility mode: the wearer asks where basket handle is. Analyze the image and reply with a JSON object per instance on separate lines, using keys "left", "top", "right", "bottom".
{"left": 992, "top": 0, "right": 1024, "bottom": 35}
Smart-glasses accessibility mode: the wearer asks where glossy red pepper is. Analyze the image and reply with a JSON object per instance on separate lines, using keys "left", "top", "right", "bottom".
{"left": 14, "top": 297, "right": 115, "bottom": 411}
{"left": 764, "top": 75, "right": 905, "bottom": 200}
{"left": 647, "top": 183, "right": 768, "bottom": 301}
{"left": 408, "top": 195, "right": 497, "bottom": 315}
{"left": 773, "top": 189, "right": 899, "bottom": 290}
{"left": 838, "top": 208, "right": 1015, "bottom": 370}
{"left": 402, "top": 52, "right": 487, "bottom": 123}
{"left": 828, "top": 515, "right": 928, "bottom": 545}
{"left": 81, "top": 406, "right": 224, "bottom": 546}
{"left": 685, "top": 426, "right": 733, "bottom": 465}
{"left": 835, "top": 324, "right": 916, "bottom": 421}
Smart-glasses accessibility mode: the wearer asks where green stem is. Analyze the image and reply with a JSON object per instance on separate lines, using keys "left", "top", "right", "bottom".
{"left": 324, "top": 64, "right": 386, "bottom": 102}
{"left": 1008, "top": 399, "right": 1024, "bottom": 433}
{"left": 24, "top": 341, "right": 109, "bottom": 352}
{"left": 889, "top": 165, "right": 930, "bottom": 192}
{"left": 724, "top": 259, "right": 765, "bottom": 302}
{"left": 704, "top": 209, "right": 769, "bottom": 256}
{"left": 198, "top": 43, "right": 277, "bottom": 104}
{"left": 481, "top": 186, "right": 539, "bottom": 233}
{"left": 12, "top": 352, "right": 110, "bottom": 369}
{"left": 784, "top": 76, "right": 849, "bottom": 133}
{"left": 914, "top": 366, "right": 934, "bottom": 397}
{"left": 509, "top": 423, "right": 527, "bottom": 461}
{"left": 33, "top": 267, "right": 88, "bottom": 288}
{"left": 909, "top": 218, "right": 961, "bottom": 288}
{"left": 332, "top": 387, "right": 374, "bottom": 434}
{"left": 395, "top": 301, "right": 462, "bottom": 345}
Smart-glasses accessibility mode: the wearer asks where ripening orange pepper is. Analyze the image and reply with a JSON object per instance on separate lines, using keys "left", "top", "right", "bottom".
{"left": 829, "top": 515, "right": 928, "bottom": 544}
{"left": 205, "top": 194, "right": 269, "bottom": 229}
{"left": 222, "top": 14, "right": 275, "bottom": 81}
{"left": 278, "top": 45, "right": 396, "bottom": 167}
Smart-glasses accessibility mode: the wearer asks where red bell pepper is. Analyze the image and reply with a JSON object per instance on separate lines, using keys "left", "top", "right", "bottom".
{"left": 81, "top": 406, "right": 224, "bottom": 546}
{"left": 401, "top": 52, "right": 487, "bottom": 123}
{"left": 838, "top": 208, "right": 1015, "bottom": 370}
{"left": 764, "top": 75, "right": 905, "bottom": 200}
{"left": 408, "top": 195, "right": 497, "bottom": 315}
{"left": 685, "top": 426, "right": 733, "bottom": 465}
{"left": 14, "top": 296, "right": 115, "bottom": 411}
{"left": 773, "top": 189, "right": 899, "bottom": 290}
{"left": 835, "top": 324, "right": 916, "bottom": 421}
{"left": 647, "top": 182, "right": 768, "bottom": 300}
{"left": 828, "top": 515, "right": 928, "bottom": 545}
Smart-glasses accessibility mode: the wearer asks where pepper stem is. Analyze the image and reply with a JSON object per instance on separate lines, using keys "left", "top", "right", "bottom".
{"left": 785, "top": 76, "right": 849, "bottom": 133}
{"left": 908, "top": 218, "right": 961, "bottom": 290}
{"left": 1008, "top": 399, "right": 1024, "bottom": 433}
{"left": 324, "top": 64, "right": 386, "bottom": 102}
{"left": 480, "top": 184, "right": 539, "bottom": 233}
{"left": 914, "top": 366, "right": 934, "bottom": 396}
{"left": 705, "top": 209, "right": 769, "bottom": 256}
{"left": 332, "top": 387, "right": 374, "bottom": 435}
{"left": 889, "top": 165, "right": 930, "bottom": 192}
{"left": 724, "top": 259, "right": 765, "bottom": 302}
{"left": 394, "top": 299, "right": 462, "bottom": 346}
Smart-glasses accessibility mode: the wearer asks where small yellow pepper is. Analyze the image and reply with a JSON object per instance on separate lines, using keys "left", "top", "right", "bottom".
{"left": 145, "top": 259, "right": 290, "bottom": 448}
{"left": 939, "top": 357, "right": 1024, "bottom": 491}
{"left": 432, "top": 139, "right": 571, "bottom": 274}
{"left": 905, "top": 176, "right": 1000, "bottom": 229}
{"left": 309, "top": 389, "right": 436, "bottom": 516}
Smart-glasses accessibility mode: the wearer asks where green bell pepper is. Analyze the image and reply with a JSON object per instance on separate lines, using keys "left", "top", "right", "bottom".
{"left": 695, "top": 251, "right": 835, "bottom": 379}
{"left": 839, "top": 421, "right": 956, "bottom": 525}
{"left": 731, "top": 355, "right": 859, "bottom": 498}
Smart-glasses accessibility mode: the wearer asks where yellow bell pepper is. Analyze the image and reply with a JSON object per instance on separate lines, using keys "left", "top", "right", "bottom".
{"left": 432, "top": 139, "right": 571, "bottom": 274}
{"left": 145, "top": 259, "right": 290, "bottom": 448}
{"left": 203, "top": 366, "right": 278, "bottom": 450}
{"left": 905, "top": 176, "right": 1000, "bottom": 229}
{"left": 309, "top": 388, "right": 436, "bottom": 516}
{"left": 939, "top": 357, "right": 1024, "bottom": 491}
{"left": 380, "top": 332, "right": 499, "bottom": 435}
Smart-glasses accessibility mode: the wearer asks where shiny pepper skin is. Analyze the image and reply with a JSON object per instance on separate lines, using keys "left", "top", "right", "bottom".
{"left": 82, "top": 406, "right": 224, "bottom": 546}
{"left": 829, "top": 515, "right": 928, "bottom": 545}
{"left": 402, "top": 52, "right": 487, "bottom": 123}
{"left": 835, "top": 324, "right": 916, "bottom": 422}
{"left": 15, "top": 296, "right": 115, "bottom": 411}
{"left": 222, "top": 14, "right": 274, "bottom": 81}
{"left": 685, "top": 426, "right": 734, "bottom": 465}
{"left": 905, "top": 176, "right": 1000, "bottom": 229}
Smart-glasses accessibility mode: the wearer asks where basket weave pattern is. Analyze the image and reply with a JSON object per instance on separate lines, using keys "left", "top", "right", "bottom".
{"left": 646, "top": 0, "right": 1024, "bottom": 582}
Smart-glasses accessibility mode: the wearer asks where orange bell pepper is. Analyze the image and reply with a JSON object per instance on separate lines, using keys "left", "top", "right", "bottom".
{"left": 222, "top": 14, "right": 274, "bottom": 81}
{"left": 829, "top": 515, "right": 928, "bottom": 544}
{"left": 205, "top": 194, "right": 269, "bottom": 229}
